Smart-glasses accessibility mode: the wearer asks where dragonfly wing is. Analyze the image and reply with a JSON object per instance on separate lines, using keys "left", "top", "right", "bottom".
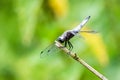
{"left": 40, "top": 42, "right": 61, "bottom": 58}
{"left": 80, "top": 30, "right": 98, "bottom": 33}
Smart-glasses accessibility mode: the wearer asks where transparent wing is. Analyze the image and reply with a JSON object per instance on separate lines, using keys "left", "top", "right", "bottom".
{"left": 69, "top": 30, "right": 97, "bottom": 53}
{"left": 40, "top": 42, "right": 61, "bottom": 58}
{"left": 74, "top": 30, "right": 97, "bottom": 40}
{"left": 80, "top": 30, "right": 97, "bottom": 33}
{"left": 67, "top": 34, "right": 88, "bottom": 54}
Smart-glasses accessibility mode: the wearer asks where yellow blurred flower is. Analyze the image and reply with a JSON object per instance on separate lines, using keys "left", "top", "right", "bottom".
{"left": 48, "top": 0, "right": 68, "bottom": 18}
{"left": 81, "top": 27, "right": 109, "bottom": 66}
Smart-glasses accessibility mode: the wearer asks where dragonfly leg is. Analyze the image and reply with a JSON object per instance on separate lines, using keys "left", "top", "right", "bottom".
{"left": 68, "top": 41, "right": 73, "bottom": 51}
{"left": 64, "top": 41, "right": 67, "bottom": 47}
{"left": 68, "top": 42, "right": 71, "bottom": 50}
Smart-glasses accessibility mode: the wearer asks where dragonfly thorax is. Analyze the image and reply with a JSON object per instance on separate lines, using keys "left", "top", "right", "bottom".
{"left": 57, "top": 30, "right": 75, "bottom": 43}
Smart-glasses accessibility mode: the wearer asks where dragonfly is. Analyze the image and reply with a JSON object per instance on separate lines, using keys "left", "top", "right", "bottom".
{"left": 40, "top": 16, "right": 96, "bottom": 57}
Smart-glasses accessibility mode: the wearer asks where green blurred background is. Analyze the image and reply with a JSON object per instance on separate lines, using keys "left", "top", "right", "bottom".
{"left": 0, "top": 0, "right": 120, "bottom": 80}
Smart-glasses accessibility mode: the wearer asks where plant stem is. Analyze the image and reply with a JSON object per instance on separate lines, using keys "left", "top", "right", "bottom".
{"left": 55, "top": 41, "right": 108, "bottom": 80}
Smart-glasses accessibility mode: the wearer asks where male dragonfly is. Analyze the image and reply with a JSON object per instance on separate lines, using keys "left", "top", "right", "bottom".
{"left": 40, "top": 16, "right": 96, "bottom": 56}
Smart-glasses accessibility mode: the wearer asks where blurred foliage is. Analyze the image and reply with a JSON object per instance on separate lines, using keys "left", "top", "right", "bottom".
{"left": 0, "top": 0, "right": 120, "bottom": 80}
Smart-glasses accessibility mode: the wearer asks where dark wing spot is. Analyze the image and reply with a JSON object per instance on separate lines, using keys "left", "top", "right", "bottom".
{"left": 40, "top": 51, "right": 43, "bottom": 58}
{"left": 47, "top": 50, "right": 50, "bottom": 52}
{"left": 40, "top": 51, "right": 43, "bottom": 54}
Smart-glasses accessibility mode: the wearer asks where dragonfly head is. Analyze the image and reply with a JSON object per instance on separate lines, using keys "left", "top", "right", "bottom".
{"left": 57, "top": 37, "right": 64, "bottom": 43}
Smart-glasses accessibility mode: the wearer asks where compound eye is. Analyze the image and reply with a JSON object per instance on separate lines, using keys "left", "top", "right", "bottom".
{"left": 57, "top": 38, "right": 64, "bottom": 43}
